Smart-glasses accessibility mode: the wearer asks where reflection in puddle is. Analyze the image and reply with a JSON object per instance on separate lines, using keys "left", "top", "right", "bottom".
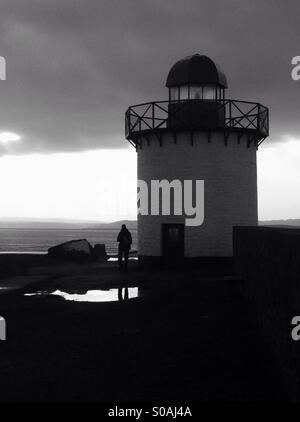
{"left": 108, "top": 257, "right": 138, "bottom": 262}
{"left": 25, "top": 287, "right": 138, "bottom": 302}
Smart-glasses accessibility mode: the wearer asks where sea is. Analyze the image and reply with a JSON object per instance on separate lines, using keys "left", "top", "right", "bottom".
{"left": 0, "top": 228, "right": 138, "bottom": 255}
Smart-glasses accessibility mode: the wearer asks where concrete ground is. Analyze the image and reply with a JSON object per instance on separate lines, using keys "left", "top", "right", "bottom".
{"left": 0, "top": 256, "right": 287, "bottom": 401}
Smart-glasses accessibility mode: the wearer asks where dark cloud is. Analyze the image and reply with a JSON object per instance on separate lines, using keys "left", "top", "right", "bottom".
{"left": 0, "top": 0, "right": 300, "bottom": 155}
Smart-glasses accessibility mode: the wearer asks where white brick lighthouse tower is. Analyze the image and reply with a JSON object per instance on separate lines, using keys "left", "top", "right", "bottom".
{"left": 125, "top": 54, "right": 269, "bottom": 267}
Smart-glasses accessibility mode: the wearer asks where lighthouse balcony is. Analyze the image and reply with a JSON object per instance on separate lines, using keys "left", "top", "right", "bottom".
{"left": 125, "top": 99, "right": 269, "bottom": 146}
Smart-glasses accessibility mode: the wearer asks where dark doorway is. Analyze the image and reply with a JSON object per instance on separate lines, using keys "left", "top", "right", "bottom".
{"left": 162, "top": 224, "right": 184, "bottom": 268}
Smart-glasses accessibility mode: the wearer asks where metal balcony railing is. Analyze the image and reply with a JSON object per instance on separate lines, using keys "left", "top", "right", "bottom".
{"left": 125, "top": 99, "right": 269, "bottom": 145}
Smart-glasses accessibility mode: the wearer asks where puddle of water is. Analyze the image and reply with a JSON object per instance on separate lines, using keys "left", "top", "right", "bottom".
{"left": 25, "top": 287, "right": 139, "bottom": 302}
{"left": 108, "top": 257, "right": 138, "bottom": 262}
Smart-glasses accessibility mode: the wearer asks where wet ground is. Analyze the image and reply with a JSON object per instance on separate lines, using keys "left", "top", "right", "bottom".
{"left": 0, "top": 256, "right": 287, "bottom": 401}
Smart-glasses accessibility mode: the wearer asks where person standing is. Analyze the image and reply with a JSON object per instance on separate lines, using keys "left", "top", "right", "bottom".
{"left": 117, "top": 224, "right": 132, "bottom": 270}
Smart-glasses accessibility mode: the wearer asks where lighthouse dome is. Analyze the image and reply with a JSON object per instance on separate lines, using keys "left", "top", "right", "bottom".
{"left": 166, "top": 54, "right": 228, "bottom": 88}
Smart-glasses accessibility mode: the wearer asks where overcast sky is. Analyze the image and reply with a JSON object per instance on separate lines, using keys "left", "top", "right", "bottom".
{"left": 0, "top": 0, "right": 300, "bottom": 221}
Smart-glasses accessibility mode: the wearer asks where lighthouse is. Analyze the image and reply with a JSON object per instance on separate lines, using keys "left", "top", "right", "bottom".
{"left": 125, "top": 54, "right": 269, "bottom": 267}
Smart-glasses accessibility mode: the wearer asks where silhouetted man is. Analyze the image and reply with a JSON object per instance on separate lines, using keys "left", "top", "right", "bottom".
{"left": 117, "top": 224, "right": 132, "bottom": 270}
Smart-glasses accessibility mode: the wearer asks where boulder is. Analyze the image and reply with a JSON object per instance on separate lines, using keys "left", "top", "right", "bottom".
{"left": 93, "top": 244, "right": 108, "bottom": 262}
{"left": 48, "top": 239, "right": 95, "bottom": 263}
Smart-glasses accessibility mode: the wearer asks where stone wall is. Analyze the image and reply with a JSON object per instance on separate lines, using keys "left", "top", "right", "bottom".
{"left": 233, "top": 226, "right": 300, "bottom": 400}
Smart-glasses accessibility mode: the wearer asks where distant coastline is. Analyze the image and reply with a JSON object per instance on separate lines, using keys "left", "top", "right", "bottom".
{"left": 1, "top": 218, "right": 300, "bottom": 230}
{"left": 0, "top": 218, "right": 138, "bottom": 230}
{"left": 259, "top": 219, "right": 300, "bottom": 227}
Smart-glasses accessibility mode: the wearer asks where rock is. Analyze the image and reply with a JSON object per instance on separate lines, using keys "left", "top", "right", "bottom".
{"left": 93, "top": 244, "right": 108, "bottom": 262}
{"left": 48, "top": 239, "right": 95, "bottom": 263}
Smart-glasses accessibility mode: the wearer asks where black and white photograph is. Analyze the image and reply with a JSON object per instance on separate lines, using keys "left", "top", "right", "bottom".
{"left": 0, "top": 0, "right": 300, "bottom": 406}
